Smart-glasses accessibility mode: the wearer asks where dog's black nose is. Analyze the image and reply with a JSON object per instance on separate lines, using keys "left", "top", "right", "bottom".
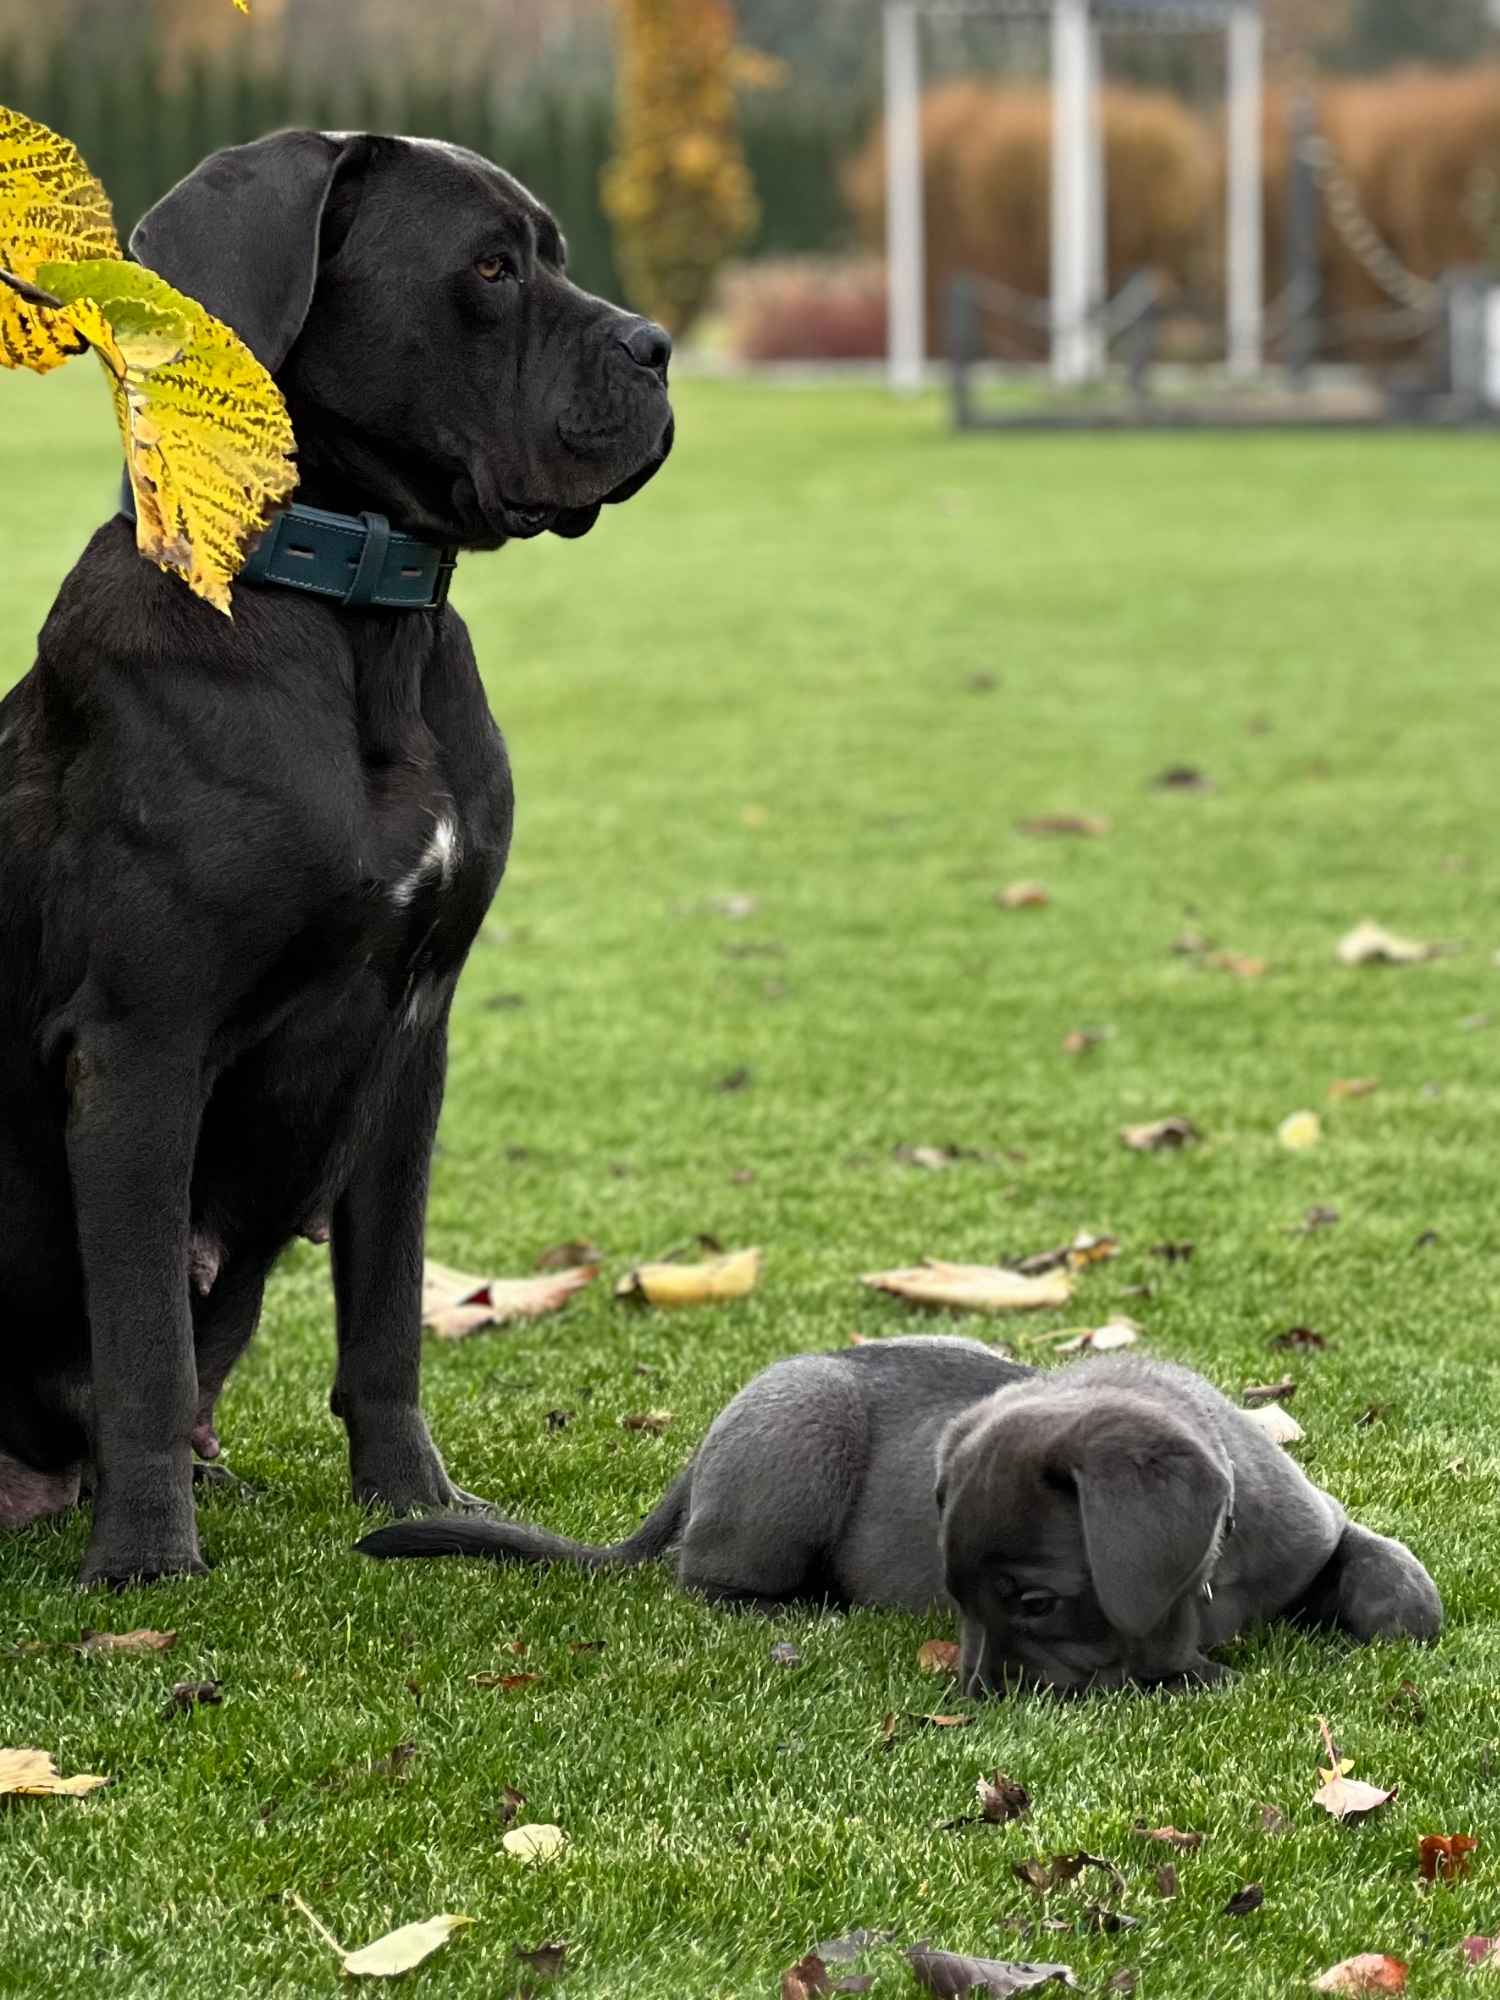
{"left": 620, "top": 318, "right": 672, "bottom": 380}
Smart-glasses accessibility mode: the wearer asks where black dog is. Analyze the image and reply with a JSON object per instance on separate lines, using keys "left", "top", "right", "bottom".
{"left": 0, "top": 130, "right": 672, "bottom": 1587}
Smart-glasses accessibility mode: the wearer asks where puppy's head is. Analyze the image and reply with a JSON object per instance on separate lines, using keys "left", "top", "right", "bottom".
{"left": 937, "top": 1384, "right": 1233, "bottom": 1695}
{"left": 130, "top": 130, "right": 673, "bottom": 550}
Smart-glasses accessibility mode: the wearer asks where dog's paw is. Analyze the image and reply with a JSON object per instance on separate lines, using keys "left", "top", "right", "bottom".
{"left": 78, "top": 1547, "right": 210, "bottom": 1592}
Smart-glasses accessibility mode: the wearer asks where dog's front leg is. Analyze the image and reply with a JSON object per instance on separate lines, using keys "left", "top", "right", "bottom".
{"left": 66, "top": 1027, "right": 206, "bottom": 1589}
{"left": 330, "top": 1024, "right": 479, "bottom": 1514}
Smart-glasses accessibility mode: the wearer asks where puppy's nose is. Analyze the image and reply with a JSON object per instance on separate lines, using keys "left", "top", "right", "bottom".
{"left": 620, "top": 317, "right": 672, "bottom": 380}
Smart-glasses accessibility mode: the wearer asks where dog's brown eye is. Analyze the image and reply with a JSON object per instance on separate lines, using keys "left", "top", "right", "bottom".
{"left": 1015, "top": 1590, "right": 1060, "bottom": 1620}
{"left": 475, "top": 254, "right": 516, "bottom": 284}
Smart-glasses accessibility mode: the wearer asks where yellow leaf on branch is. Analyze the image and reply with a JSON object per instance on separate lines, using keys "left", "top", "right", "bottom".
{"left": 0, "top": 107, "right": 296, "bottom": 616}
{"left": 0, "top": 105, "right": 118, "bottom": 371}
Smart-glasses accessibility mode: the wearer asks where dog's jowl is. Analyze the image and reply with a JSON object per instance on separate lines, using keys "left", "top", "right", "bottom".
{"left": 0, "top": 130, "right": 672, "bottom": 1587}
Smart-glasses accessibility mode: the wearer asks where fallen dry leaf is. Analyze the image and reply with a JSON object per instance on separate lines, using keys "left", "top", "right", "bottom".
{"left": 1462, "top": 1937, "right": 1500, "bottom": 1970}
{"left": 1244, "top": 1376, "right": 1297, "bottom": 1407}
{"left": 1242, "top": 1405, "right": 1305, "bottom": 1446}
{"left": 615, "top": 1247, "right": 760, "bottom": 1307}
{"left": 1224, "top": 1884, "right": 1264, "bottom": 1917}
{"left": 1313, "top": 1956, "right": 1407, "bottom": 1995}
{"left": 1151, "top": 1241, "right": 1195, "bottom": 1263}
{"left": 1314, "top": 1775, "right": 1394, "bottom": 1822}
{"left": 338, "top": 1914, "right": 473, "bottom": 1979}
{"left": 1206, "top": 951, "right": 1267, "bottom": 979}
{"left": 1418, "top": 1833, "right": 1478, "bottom": 1883}
{"left": 780, "top": 1951, "right": 873, "bottom": 1999}
{"left": 1011, "top": 1233, "right": 1119, "bottom": 1278}
{"left": 1278, "top": 1110, "right": 1322, "bottom": 1152}
{"left": 918, "top": 1639, "right": 961, "bottom": 1676}
{"left": 162, "top": 1680, "right": 222, "bottom": 1717}
{"left": 468, "top": 1671, "right": 542, "bottom": 1692}
{"left": 422, "top": 1260, "right": 596, "bottom": 1339}
{"left": 1017, "top": 814, "right": 1110, "bottom": 839}
{"left": 1299, "top": 1205, "right": 1342, "bottom": 1233}
{"left": 1274, "top": 1327, "right": 1328, "bottom": 1351}
{"left": 514, "top": 1940, "right": 569, "bottom": 1986}
{"left": 1155, "top": 1864, "right": 1179, "bottom": 1899}
{"left": 1336, "top": 921, "right": 1435, "bottom": 968}
{"left": 864, "top": 1261, "right": 1072, "bottom": 1316}
{"left": 534, "top": 1238, "right": 603, "bottom": 1272}
{"left": 1061, "top": 1026, "right": 1113, "bottom": 1055}
{"left": 620, "top": 1410, "right": 674, "bottom": 1435}
{"left": 1014, "top": 1852, "right": 1127, "bottom": 1898}
{"left": 998, "top": 881, "right": 1050, "bottom": 910}
{"left": 977, "top": 1773, "right": 1032, "bottom": 1823}
{"left": 498, "top": 1785, "right": 526, "bottom": 1827}
{"left": 1121, "top": 1117, "right": 1200, "bottom": 1153}
{"left": 1132, "top": 1824, "right": 1205, "bottom": 1851}
{"left": 0, "top": 1749, "right": 108, "bottom": 1798}
{"left": 75, "top": 1628, "right": 178, "bottom": 1656}
{"left": 501, "top": 1823, "right": 568, "bottom": 1865}
{"left": 1054, "top": 1319, "right": 1140, "bottom": 1355}
{"left": 1152, "top": 764, "right": 1214, "bottom": 793}
{"left": 1328, "top": 1079, "right": 1379, "bottom": 1102}
{"left": 1256, "top": 1803, "right": 1291, "bottom": 1835}
{"left": 907, "top": 1947, "right": 1078, "bottom": 1996}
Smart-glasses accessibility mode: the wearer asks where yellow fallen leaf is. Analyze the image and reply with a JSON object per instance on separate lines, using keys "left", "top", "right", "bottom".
{"left": 502, "top": 1822, "right": 569, "bottom": 1864}
{"left": 997, "top": 880, "right": 1049, "bottom": 910}
{"left": 1242, "top": 1405, "right": 1305, "bottom": 1446}
{"left": 916, "top": 1639, "right": 960, "bottom": 1675}
{"left": 1336, "top": 921, "right": 1435, "bottom": 967}
{"left": 1278, "top": 1110, "right": 1322, "bottom": 1152}
{"left": 75, "top": 1628, "right": 177, "bottom": 1656}
{"left": 422, "top": 1260, "right": 596, "bottom": 1338}
{"left": 1328, "top": 1078, "right": 1379, "bottom": 1102}
{"left": 0, "top": 1748, "right": 108, "bottom": 1797}
{"left": 340, "top": 1915, "right": 472, "bottom": 1979}
{"left": 616, "top": 1247, "right": 761, "bottom": 1307}
{"left": 0, "top": 105, "right": 118, "bottom": 373}
{"left": 861, "top": 1261, "right": 1072, "bottom": 1314}
{"left": 1314, "top": 1775, "right": 1395, "bottom": 1822}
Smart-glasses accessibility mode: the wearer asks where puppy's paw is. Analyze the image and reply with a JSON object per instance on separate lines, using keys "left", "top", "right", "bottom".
{"left": 78, "top": 1546, "right": 210, "bottom": 1592}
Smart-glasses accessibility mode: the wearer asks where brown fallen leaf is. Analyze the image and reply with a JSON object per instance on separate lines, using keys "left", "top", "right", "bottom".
{"left": 498, "top": 1785, "right": 526, "bottom": 1827}
{"left": 862, "top": 1262, "right": 1071, "bottom": 1315}
{"left": 977, "top": 1773, "right": 1032, "bottom": 1823}
{"left": 783, "top": 1954, "right": 832, "bottom": 2000}
{"left": 1120, "top": 1117, "right": 1200, "bottom": 1153}
{"left": 1011, "top": 1233, "right": 1119, "bottom": 1278}
{"left": 162, "top": 1679, "right": 222, "bottom": 1717}
{"left": 620, "top": 1410, "right": 674, "bottom": 1435}
{"left": 998, "top": 881, "right": 1050, "bottom": 910}
{"left": 907, "top": 1947, "right": 1078, "bottom": 1996}
{"left": 918, "top": 1639, "right": 961, "bottom": 1676}
{"left": 1224, "top": 1884, "right": 1264, "bottom": 1917}
{"left": 1387, "top": 1680, "right": 1425, "bottom": 1727}
{"left": 912, "top": 1713, "right": 973, "bottom": 1730}
{"left": 1206, "top": 951, "right": 1267, "bottom": 979}
{"left": 615, "top": 1247, "right": 761, "bottom": 1307}
{"left": 1328, "top": 1078, "right": 1379, "bottom": 1102}
{"left": 1014, "top": 1852, "right": 1127, "bottom": 1898}
{"left": 75, "top": 1628, "right": 178, "bottom": 1656}
{"left": 534, "top": 1239, "right": 603, "bottom": 1272}
{"left": 1313, "top": 1956, "right": 1407, "bottom": 1995}
{"left": 468, "top": 1672, "right": 542, "bottom": 1692}
{"left": 1336, "top": 921, "right": 1435, "bottom": 967}
{"left": 1273, "top": 1327, "right": 1328, "bottom": 1351}
{"left": 894, "top": 1144, "right": 987, "bottom": 1171}
{"left": 1462, "top": 1937, "right": 1500, "bottom": 1970}
{"left": 1017, "top": 814, "right": 1110, "bottom": 839}
{"left": 1298, "top": 1205, "right": 1342, "bottom": 1233}
{"left": 1152, "top": 765, "right": 1214, "bottom": 793}
{"left": 422, "top": 1260, "right": 596, "bottom": 1339}
{"left": 1151, "top": 1241, "right": 1195, "bottom": 1263}
{"left": 514, "top": 1941, "right": 569, "bottom": 1986}
{"left": 1132, "top": 1823, "right": 1204, "bottom": 1851}
{"left": 0, "top": 1748, "right": 109, "bottom": 1798}
{"left": 1107, "top": 1974, "right": 1138, "bottom": 1996}
{"left": 1255, "top": 1803, "right": 1291, "bottom": 1835}
{"left": 1061, "top": 1026, "right": 1113, "bottom": 1056}
{"left": 1244, "top": 1376, "right": 1297, "bottom": 1407}
{"left": 1418, "top": 1833, "right": 1478, "bottom": 1883}
{"left": 1155, "top": 1864, "right": 1179, "bottom": 1899}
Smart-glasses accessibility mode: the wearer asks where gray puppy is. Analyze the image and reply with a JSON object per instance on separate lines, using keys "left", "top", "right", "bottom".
{"left": 358, "top": 1338, "right": 1441, "bottom": 1692}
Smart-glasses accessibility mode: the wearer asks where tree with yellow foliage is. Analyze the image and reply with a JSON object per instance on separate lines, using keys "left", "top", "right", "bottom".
{"left": 602, "top": 0, "right": 758, "bottom": 339}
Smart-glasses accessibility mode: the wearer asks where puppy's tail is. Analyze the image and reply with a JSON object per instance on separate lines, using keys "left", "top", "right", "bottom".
{"left": 353, "top": 1468, "right": 692, "bottom": 1574}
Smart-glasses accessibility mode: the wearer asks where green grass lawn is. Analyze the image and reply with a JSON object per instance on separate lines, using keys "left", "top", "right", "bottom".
{"left": 5, "top": 363, "right": 1500, "bottom": 1999}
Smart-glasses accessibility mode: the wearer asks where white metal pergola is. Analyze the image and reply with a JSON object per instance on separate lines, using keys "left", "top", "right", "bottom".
{"left": 883, "top": 0, "right": 1265, "bottom": 391}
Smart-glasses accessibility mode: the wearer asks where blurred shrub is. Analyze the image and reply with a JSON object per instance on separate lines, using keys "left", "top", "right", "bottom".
{"left": 602, "top": 0, "right": 759, "bottom": 338}
{"left": 844, "top": 81, "right": 1215, "bottom": 353}
{"left": 721, "top": 255, "right": 887, "bottom": 361}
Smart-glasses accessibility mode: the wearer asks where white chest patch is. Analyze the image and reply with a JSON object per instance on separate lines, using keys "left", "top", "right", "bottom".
{"left": 391, "top": 813, "right": 462, "bottom": 910}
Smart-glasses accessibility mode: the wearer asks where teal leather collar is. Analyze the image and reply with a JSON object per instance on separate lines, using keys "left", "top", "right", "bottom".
{"left": 116, "top": 473, "right": 457, "bottom": 611}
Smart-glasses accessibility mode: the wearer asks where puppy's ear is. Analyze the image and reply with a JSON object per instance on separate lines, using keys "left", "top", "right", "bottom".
{"left": 129, "top": 130, "right": 368, "bottom": 373}
{"left": 1066, "top": 1414, "right": 1231, "bottom": 1640}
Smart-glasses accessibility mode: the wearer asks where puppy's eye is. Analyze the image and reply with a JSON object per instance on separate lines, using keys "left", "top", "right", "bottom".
{"left": 475, "top": 253, "right": 518, "bottom": 284}
{"left": 1014, "top": 1590, "right": 1061, "bottom": 1621}
{"left": 934, "top": 1482, "right": 948, "bottom": 1516}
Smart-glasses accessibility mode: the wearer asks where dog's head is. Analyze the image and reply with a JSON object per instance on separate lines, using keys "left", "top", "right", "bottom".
{"left": 937, "top": 1382, "right": 1234, "bottom": 1695}
{"left": 130, "top": 129, "right": 673, "bottom": 549}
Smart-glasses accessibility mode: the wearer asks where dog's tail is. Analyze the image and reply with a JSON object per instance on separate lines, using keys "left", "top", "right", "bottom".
{"left": 353, "top": 1468, "right": 692, "bottom": 1573}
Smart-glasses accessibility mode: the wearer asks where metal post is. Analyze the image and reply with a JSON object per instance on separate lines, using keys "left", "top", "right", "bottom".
{"left": 884, "top": 0, "right": 926, "bottom": 394}
{"left": 1051, "top": 0, "right": 1097, "bottom": 386}
{"left": 1226, "top": 1, "right": 1264, "bottom": 380}
{"left": 1084, "top": 4, "right": 1108, "bottom": 376}
{"left": 1286, "top": 89, "right": 1322, "bottom": 389}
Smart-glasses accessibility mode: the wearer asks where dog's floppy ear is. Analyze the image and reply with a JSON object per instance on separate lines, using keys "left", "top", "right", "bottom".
{"left": 129, "top": 129, "right": 366, "bottom": 373}
{"left": 1063, "top": 1412, "right": 1231, "bottom": 1640}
